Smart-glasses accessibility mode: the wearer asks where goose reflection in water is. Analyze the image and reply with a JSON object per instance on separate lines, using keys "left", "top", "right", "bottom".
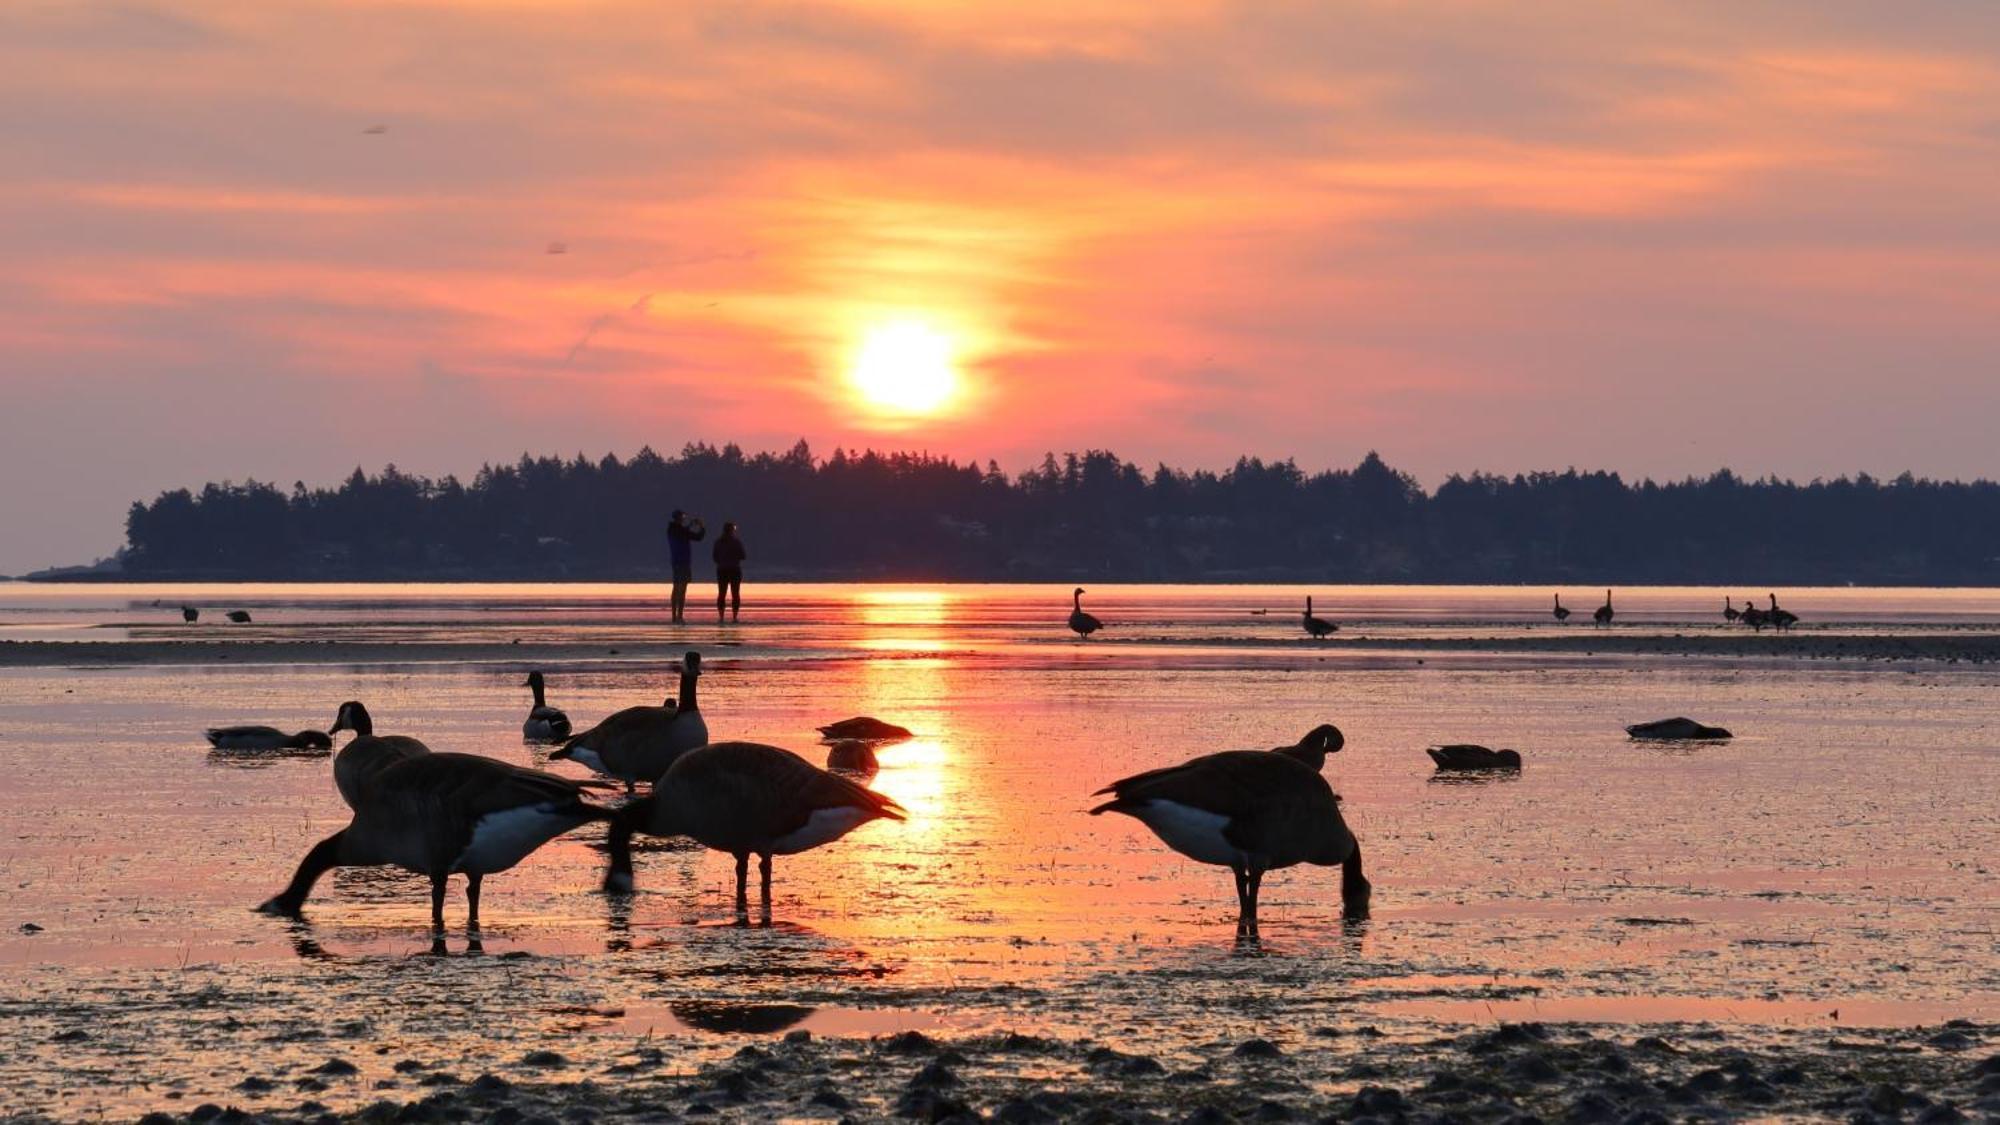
{"left": 669, "top": 999, "right": 816, "bottom": 1035}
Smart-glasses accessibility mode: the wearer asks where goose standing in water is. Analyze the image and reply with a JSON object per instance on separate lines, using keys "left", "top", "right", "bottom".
{"left": 1593, "top": 590, "right": 1614, "bottom": 627}
{"left": 1090, "top": 750, "right": 1370, "bottom": 935}
{"left": 1739, "top": 597, "right": 1768, "bottom": 631}
{"left": 181, "top": 605, "right": 199, "bottom": 623}
{"left": 1552, "top": 594, "right": 1571, "bottom": 623}
{"left": 1272, "top": 724, "right": 1344, "bottom": 770}
{"left": 1767, "top": 594, "right": 1798, "bottom": 632}
{"left": 1427, "top": 744, "right": 1522, "bottom": 771}
{"left": 1302, "top": 596, "right": 1337, "bottom": 639}
{"left": 520, "top": 671, "right": 572, "bottom": 742}
{"left": 552, "top": 652, "right": 708, "bottom": 790}
{"left": 327, "top": 701, "right": 433, "bottom": 809}
{"left": 205, "top": 726, "right": 333, "bottom": 752}
{"left": 1723, "top": 597, "right": 1740, "bottom": 623}
{"left": 1068, "top": 587, "right": 1102, "bottom": 639}
{"left": 602, "top": 741, "right": 906, "bottom": 914}
{"left": 257, "top": 745, "right": 611, "bottom": 931}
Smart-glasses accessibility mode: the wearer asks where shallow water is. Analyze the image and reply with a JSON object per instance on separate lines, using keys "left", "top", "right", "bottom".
{"left": 0, "top": 584, "right": 1995, "bottom": 1116}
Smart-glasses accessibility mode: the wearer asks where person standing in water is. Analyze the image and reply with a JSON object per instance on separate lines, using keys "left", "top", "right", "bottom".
{"left": 666, "top": 509, "right": 706, "bottom": 623}
{"left": 713, "top": 521, "right": 747, "bottom": 622}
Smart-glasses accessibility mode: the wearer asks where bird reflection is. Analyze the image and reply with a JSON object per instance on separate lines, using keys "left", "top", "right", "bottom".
{"left": 669, "top": 1000, "right": 816, "bottom": 1035}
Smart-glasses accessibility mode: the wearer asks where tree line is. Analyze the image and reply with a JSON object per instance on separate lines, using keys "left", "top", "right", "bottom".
{"left": 112, "top": 441, "right": 2000, "bottom": 583}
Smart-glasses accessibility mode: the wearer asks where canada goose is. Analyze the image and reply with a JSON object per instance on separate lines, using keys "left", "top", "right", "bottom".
{"left": 205, "top": 726, "right": 333, "bottom": 752}
{"left": 602, "top": 741, "right": 906, "bottom": 910}
{"left": 1553, "top": 594, "right": 1571, "bottom": 623}
{"left": 520, "top": 671, "right": 572, "bottom": 742}
{"left": 1091, "top": 750, "right": 1369, "bottom": 932}
{"left": 552, "top": 652, "right": 708, "bottom": 790}
{"left": 1767, "top": 594, "right": 1798, "bottom": 632}
{"left": 1593, "top": 590, "right": 1613, "bottom": 627}
{"left": 825, "top": 739, "right": 879, "bottom": 776}
{"left": 327, "top": 701, "right": 432, "bottom": 810}
{"left": 1273, "top": 724, "right": 1344, "bottom": 770}
{"left": 226, "top": 610, "right": 253, "bottom": 624}
{"left": 816, "top": 716, "right": 913, "bottom": 743}
{"left": 1739, "top": 597, "right": 1768, "bottom": 631}
{"left": 181, "top": 605, "right": 199, "bottom": 623}
{"left": 257, "top": 750, "right": 612, "bottom": 929}
{"left": 1626, "top": 717, "right": 1733, "bottom": 741}
{"left": 1302, "top": 596, "right": 1337, "bottom": 638}
{"left": 1068, "top": 588, "right": 1102, "bottom": 638}
{"left": 1427, "top": 744, "right": 1522, "bottom": 771}
{"left": 1723, "top": 597, "right": 1740, "bottom": 623}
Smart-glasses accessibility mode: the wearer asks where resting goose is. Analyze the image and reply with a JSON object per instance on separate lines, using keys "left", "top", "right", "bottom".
{"left": 1427, "top": 744, "right": 1522, "bottom": 770}
{"left": 1068, "top": 587, "right": 1102, "bottom": 639}
{"left": 1767, "top": 594, "right": 1798, "bottom": 632}
{"left": 816, "top": 716, "right": 913, "bottom": 743}
{"left": 552, "top": 652, "right": 707, "bottom": 790}
{"left": 1626, "top": 717, "right": 1733, "bottom": 741}
{"left": 327, "top": 701, "right": 432, "bottom": 810}
{"left": 1090, "top": 750, "right": 1370, "bottom": 933}
{"left": 1302, "top": 596, "right": 1337, "bottom": 639}
{"left": 181, "top": 605, "right": 199, "bottom": 623}
{"left": 1593, "top": 590, "right": 1614, "bottom": 627}
{"left": 602, "top": 741, "right": 906, "bottom": 910}
{"left": 226, "top": 610, "right": 253, "bottom": 624}
{"left": 205, "top": 726, "right": 333, "bottom": 752}
{"left": 824, "top": 739, "right": 879, "bottom": 776}
{"left": 1552, "top": 594, "right": 1571, "bottom": 623}
{"left": 520, "top": 671, "right": 572, "bottom": 742}
{"left": 257, "top": 749, "right": 611, "bottom": 930}
{"left": 1272, "top": 724, "right": 1344, "bottom": 770}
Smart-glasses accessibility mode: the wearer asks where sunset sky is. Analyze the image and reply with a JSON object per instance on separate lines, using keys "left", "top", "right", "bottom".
{"left": 5, "top": 2, "right": 2000, "bottom": 571}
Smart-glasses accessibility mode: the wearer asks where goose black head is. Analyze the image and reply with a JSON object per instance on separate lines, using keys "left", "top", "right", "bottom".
{"left": 1073, "top": 587, "right": 1086, "bottom": 596}
{"left": 523, "top": 671, "right": 545, "bottom": 690}
{"left": 1279, "top": 723, "right": 1345, "bottom": 770}
{"left": 289, "top": 730, "right": 335, "bottom": 751}
{"left": 1495, "top": 748, "right": 1523, "bottom": 768}
{"left": 682, "top": 651, "right": 701, "bottom": 677}
{"left": 329, "top": 701, "right": 371, "bottom": 736}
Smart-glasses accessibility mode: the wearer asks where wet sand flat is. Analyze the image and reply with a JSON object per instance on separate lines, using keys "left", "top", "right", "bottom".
{"left": 0, "top": 584, "right": 1996, "bottom": 1119}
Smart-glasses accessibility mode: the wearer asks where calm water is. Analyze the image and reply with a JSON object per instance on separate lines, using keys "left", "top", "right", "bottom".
{"left": 0, "top": 584, "right": 1995, "bottom": 1115}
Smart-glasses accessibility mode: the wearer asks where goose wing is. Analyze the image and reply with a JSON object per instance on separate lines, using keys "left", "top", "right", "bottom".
{"left": 656, "top": 742, "right": 904, "bottom": 851}
{"left": 334, "top": 734, "right": 431, "bottom": 809}
{"left": 1091, "top": 750, "right": 1343, "bottom": 867}
{"left": 206, "top": 725, "right": 284, "bottom": 748}
{"left": 361, "top": 752, "right": 609, "bottom": 874}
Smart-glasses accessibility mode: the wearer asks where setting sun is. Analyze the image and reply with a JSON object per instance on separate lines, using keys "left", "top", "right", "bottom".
{"left": 848, "top": 320, "right": 961, "bottom": 416}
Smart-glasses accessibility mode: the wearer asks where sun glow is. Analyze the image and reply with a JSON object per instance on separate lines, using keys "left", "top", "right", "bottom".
{"left": 847, "top": 320, "right": 961, "bottom": 417}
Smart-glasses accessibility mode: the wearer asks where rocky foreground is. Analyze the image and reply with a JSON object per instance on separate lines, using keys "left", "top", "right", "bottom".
{"left": 82, "top": 1021, "right": 2000, "bottom": 1124}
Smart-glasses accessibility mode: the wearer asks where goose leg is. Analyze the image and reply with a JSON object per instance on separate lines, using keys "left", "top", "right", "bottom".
{"left": 759, "top": 854, "right": 774, "bottom": 926}
{"left": 1231, "top": 865, "right": 1251, "bottom": 933}
{"left": 1244, "top": 866, "right": 1265, "bottom": 929}
{"left": 429, "top": 874, "right": 448, "bottom": 932}
{"left": 465, "top": 874, "right": 483, "bottom": 931}
{"left": 733, "top": 852, "right": 750, "bottom": 914}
